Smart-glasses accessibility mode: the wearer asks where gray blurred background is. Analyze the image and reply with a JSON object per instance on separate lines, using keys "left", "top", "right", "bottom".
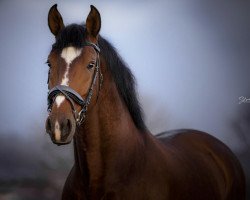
{"left": 0, "top": 0, "right": 249, "bottom": 199}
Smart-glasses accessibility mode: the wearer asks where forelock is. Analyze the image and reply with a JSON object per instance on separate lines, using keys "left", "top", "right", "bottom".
{"left": 52, "top": 24, "right": 87, "bottom": 50}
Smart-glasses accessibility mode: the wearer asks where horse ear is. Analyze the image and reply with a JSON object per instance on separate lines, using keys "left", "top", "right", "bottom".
{"left": 86, "top": 5, "right": 101, "bottom": 39}
{"left": 48, "top": 4, "right": 64, "bottom": 36}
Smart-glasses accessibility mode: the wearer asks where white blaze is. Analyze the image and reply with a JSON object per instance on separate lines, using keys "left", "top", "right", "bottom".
{"left": 55, "top": 47, "right": 82, "bottom": 108}
{"left": 54, "top": 120, "right": 61, "bottom": 141}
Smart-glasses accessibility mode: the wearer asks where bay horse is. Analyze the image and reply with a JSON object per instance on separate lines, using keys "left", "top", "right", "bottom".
{"left": 45, "top": 4, "right": 245, "bottom": 200}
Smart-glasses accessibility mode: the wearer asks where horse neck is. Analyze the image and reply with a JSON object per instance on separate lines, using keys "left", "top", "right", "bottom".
{"left": 73, "top": 67, "right": 147, "bottom": 197}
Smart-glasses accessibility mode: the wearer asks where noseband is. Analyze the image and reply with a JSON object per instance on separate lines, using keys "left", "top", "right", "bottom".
{"left": 47, "top": 42, "right": 102, "bottom": 126}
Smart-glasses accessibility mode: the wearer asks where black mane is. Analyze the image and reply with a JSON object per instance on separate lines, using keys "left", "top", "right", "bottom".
{"left": 52, "top": 24, "right": 147, "bottom": 131}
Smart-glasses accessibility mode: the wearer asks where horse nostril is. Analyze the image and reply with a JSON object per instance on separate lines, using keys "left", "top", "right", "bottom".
{"left": 46, "top": 118, "right": 52, "bottom": 133}
{"left": 61, "top": 118, "right": 72, "bottom": 139}
{"left": 67, "top": 119, "right": 72, "bottom": 133}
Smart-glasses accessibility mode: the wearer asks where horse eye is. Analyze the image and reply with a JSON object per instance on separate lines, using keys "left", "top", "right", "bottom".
{"left": 87, "top": 63, "right": 95, "bottom": 70}
{"left": 46, "top": 61, "right": 51, "bottom": 68}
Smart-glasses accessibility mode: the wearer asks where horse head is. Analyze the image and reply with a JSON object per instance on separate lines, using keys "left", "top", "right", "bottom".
{"left": 45, "top": 5, "right": 102, "bottom": 145}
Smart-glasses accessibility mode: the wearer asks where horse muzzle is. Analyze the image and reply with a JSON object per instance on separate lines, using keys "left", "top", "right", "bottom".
{"left": 45, "top": 114, "right": 76, "bottom": 145}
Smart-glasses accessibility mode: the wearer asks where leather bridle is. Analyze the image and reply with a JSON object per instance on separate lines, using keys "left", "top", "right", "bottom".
{"left": 47, "top": 42, "right": 102, "bottom": 126}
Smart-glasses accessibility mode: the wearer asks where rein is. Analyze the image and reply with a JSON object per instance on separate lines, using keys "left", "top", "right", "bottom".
{"left": 47, "top": 42, "right": 102, "bottom": 126}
